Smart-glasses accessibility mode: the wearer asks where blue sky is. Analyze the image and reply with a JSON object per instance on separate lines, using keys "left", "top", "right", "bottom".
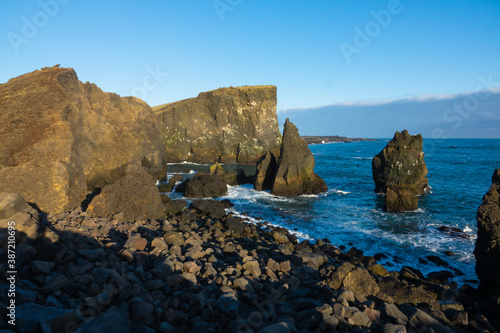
{"left": 1, "top": 1, "right": 499, "bottom": 137}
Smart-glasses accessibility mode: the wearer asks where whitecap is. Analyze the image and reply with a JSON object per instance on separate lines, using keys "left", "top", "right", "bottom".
{"left": 464, "top": 226, "right": 473, "bottom": 233}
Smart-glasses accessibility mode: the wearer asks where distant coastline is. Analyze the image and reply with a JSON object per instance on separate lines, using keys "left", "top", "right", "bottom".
{"left": 302, "top": 135, "right": 376, "bottom": 144}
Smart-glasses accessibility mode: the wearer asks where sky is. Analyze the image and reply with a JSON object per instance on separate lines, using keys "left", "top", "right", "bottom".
{"left": 1, "top": 1, "right": 499, "bottom": 138}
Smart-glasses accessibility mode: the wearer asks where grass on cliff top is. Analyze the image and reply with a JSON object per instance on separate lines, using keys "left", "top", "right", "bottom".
{"left": 152, "top": 85, "right": 276, "bottom": 113}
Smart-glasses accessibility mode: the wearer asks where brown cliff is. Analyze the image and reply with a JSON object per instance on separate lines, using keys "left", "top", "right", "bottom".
{"left": 154, "top": 86, "right": 282, "bottom": 165}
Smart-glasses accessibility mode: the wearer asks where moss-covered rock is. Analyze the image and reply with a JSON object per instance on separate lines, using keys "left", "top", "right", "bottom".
{"left": 154, "top": 86, "right": 282, "bottom": 165}
{"left": 372, "top": 130, "right": 429, "bottom": 212}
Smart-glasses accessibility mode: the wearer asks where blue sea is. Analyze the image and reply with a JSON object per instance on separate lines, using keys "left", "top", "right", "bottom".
{"left": 166, "top": 139, "right": 500, "bottom": 286}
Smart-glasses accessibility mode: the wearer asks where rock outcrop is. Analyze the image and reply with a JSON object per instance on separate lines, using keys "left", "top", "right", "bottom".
{"left": 183, "top": 173, "right": 228, "bottom": 198}
{"left": 372, "top": 130, "right": 429, "bottom": 212}
{"left": 87, "top": 165, "right": 165, "bottom": 221}
{"left": 255, "top": 119, "right": 327, "bottom": 196}
{"left": 0, "top": 66, "right": 166, "bottom": 214}
{"left": 474, "top": 169, "right": 500, "bottom": 294}
{"left": 154, "top": 86, "right": 282, "bottom": 164}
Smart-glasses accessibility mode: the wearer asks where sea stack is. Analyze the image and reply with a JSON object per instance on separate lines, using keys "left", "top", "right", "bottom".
{"left": 255, "top": 119, "right": 327, "bottom": 196}
{"left": 372, "top": 130, "right": 429, "bottom": 212}
{"left": 474, "top": 169, "right": 500, "bottom": 294}
{"left": 154, "top": 86, "right": 282, "bottom": 165}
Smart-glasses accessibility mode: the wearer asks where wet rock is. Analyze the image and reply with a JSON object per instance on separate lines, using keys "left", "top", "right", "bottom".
{"left": 183, "top": 173, "right": 228, "bottom": 198}
{"left": 269, "top": 119, "right": 327, "bottom": 196}
{"left": 474, "top": 169, "right": 500, "bottom": 294}
{"left": 372, "top": 130, "right": 429, "bottom": 212}
{"left": 427, "top": 255, "right": 449, "bottom": 267}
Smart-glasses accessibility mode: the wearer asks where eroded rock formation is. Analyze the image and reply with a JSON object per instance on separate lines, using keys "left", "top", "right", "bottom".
{"left": 474, "top": 169, "right": 500, "bottom": 294}
{"left": 154, "top": 86, "right": 282, "bottom": 164}
{"left": 254, "top": 119, "right": 327, "bottom": 196}
{"left": 372, "top": 130, "right": 429, "bottom": 212}
{"left": 0, "top": 66, "right": 166, "bottom": 213}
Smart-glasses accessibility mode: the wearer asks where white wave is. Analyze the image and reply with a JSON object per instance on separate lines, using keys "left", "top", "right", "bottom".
{"left": 332, "top": 189, "right": 351, "bottom": 195}
{"left": 463, "top": 226, "right": 473, "bottom": 233}
{"left": 352, "top": 157, "right": 372, "bottom": 160}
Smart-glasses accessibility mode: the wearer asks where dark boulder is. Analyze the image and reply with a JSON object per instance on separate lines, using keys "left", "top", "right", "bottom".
{"left": 372, "top": 130, "right": 429, "bottom": 212}
{"left": 255, "top": 119, "right": 327, "bottom": 196}
{"left": 474, "top": 169, "right": 500, "bottom": 294}
{"left": 190, "top": 200, "right": 227, "bottom": 219}
{"left": 159, "top": 174, "right": 183, "bottom": 192}
{"left": 183, "top": 173, "right": 228, "bottom": 198}
{"left": 87, "top": 165, "right": 165, "bottom": 220}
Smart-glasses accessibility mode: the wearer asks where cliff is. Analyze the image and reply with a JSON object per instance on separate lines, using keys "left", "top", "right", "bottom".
{"left": 0, "top": 66, "right": 166, "bottom": 213}
{"left": 154, "top": 86, "right": 282, "bottom": 165}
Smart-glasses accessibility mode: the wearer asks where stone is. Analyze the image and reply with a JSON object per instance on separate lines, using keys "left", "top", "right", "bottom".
{"left": 41, "top": 275, "right": 69, "bottom": 294}
{"left": 243, "top": 260, "right": 262, "bottom": 277}
{"left": 474, "top": 169, "right": 500, "bottom": 294}
{"left": 87, "top": 165, "right": 165, "bottom": 220}
{"left": 367, "top": 264, "right": 389, "bottom": 277}
{"left": 380, "top": 303, "right": 408, "bottom": 325}
{"left": 0, "top": 193, "right": 60, "bottom": 261}
{"left": 151, "top": 237, "right": 169, "bottom": 252}
{"left": 190, "top": 199, "right": 226, "bottom": 219}
{"left": 225, "top": 217, "right": 247, "bottom": 236}
{"left": 209, "top": 163, "right": 239, "bottom": 186}
{"left": 345, "top": 306, "right": 372, "bottom": 327}
{"left": 407, "top": 308, "right": 452, "bottom": 333}
{"left": 233, "top": 277, "right": 254, "bottom": 292}
{"left": 154, "top": 85, "right": 281, "bottom": 164}
{"left": 297, "top": 250, "right": 327, "bottom": 270}
{"left": 31, "top": 261, "right": 55, "bottom": 275}
{"left": 183, "top": 173, "right": 228, "bottom": 198}
{"left": 0, "top": 66, "right": 166, "bottom": 214}
{"left": 131, "top": 301, "right": 154, "bottom": 322}
{"left": 164, "top": 200, "right": 188, "bottom": 215}
{"left": 76, "top": 305, "right": 131, "bottom": 333}
{"left": 16, "top": 303, "right": 80, "bottom": 333}
{"left": 163, "top": 231, "right": 185, "bottom": 246}
{"left": 341, "top": 267, "right": 380, "bottom": 297}
{"left": 258, "top": 322, "right": 291, "bottom": 333}
{"left": 384, "top": 323, "right": 407, "bottom": 333}
{"left": 217, "top": 292, "right": 239, "bottom": 313}
{"left": 158, "top": 322, "right": 176, "bottom": 333}
{"left": 124, "top": 233, "right": 148, "bottom": 251}
{"left": 268, "top": 119, "right": 327, "bottom": 196}
{"left": 372, "top": 130, "right": 428, "bottom": 212}
{"left": 254, "top": 150, "right": 278, "bottom": 191}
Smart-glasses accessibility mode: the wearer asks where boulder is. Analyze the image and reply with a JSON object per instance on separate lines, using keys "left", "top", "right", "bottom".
{"left": 474, "top": 169, "right": 500, "bottom": 294}
{"left": 87, "top": 165, "right": 165, "bottom": 220}
{"left": 254, "top": 150, "right": 278, "bottom": 191}
{"left": 154, "top": 85, "right": 281, "bottom": 164}
{"left": 372, "top": 130, "right": 429, "bottom": 212}
{"left": 190, "top": 200, "right": 227, "bottom": 219}
{"left": 209, "top": 163, "right": 238, "bottom": 186}
{"left": 0, "top": 66, "right": 166, "bottom": 214}
{"left": 0, "top": 192, "right": 60, "bottom": 263}
{"left": 183, "top": 173, "right": 228, "bottom": 198}
{"left": 269, "top": 119, "right": 327, "bottom": 196}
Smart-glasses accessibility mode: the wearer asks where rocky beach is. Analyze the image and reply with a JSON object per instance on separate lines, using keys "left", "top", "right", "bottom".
{"left": 1, "top": 66, "right": 500, "bottom": 332}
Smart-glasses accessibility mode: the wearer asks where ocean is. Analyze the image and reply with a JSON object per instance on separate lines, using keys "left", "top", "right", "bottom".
{"left": 166, "top": 139, "right": 500, "bottom": 286}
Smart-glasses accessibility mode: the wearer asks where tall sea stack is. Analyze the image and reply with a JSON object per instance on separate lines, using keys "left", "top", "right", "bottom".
{"left": 474, "top": 169, "right": 500, "bottom": 294}
{"left": 254, "top": 119, "right": 327, "bottom": 196}
{"left": 372, "top": 130, "right": 429, "bottom": 212}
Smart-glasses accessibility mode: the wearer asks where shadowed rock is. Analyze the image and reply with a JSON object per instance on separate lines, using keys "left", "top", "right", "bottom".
{"left": 154, "top": 85, "right": 281, "bottom": 164}
{"left": 0, "top": 66, "right": 166, "bottom": 213}
{"left": 254, "top": 151, "right": 278, "bottom": 191}
{"left": 183, "top": 173, "right": 228, "bottom": 198}
{"left": 474, "top": 169, "right": 500, "bottom": 294}
{"left": 372, "top": 130, "right": 429, "bottom": 212}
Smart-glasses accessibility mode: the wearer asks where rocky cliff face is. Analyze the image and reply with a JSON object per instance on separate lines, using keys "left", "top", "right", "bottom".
{"left": 372, "top": 130, "right": 429, "bottom": 212}
{"left": 154, "top": 86, "right": 282, "bottom": 165}
{"left": 254, "top": 119, "right": 327, "bottom": 196}
{"left": 474, "top": 169, "right": 500, "bottom": 294}
{"left": 0, "top": 66, "right": 166, "bottom": 214}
